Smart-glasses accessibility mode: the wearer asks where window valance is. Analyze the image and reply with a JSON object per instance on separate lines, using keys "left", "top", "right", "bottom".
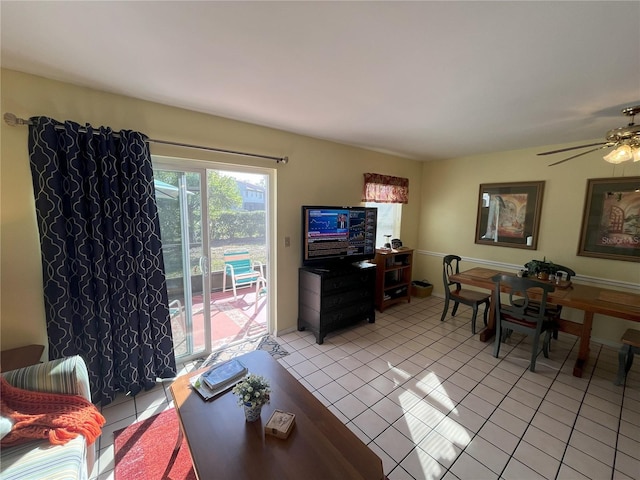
{"left": 362, "top": 173, "right": 409, "bottom": 204}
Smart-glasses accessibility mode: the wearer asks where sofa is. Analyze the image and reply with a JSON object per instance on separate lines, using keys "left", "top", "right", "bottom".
{"left": 0, "top": 356, "right": 96, "bottom": 480}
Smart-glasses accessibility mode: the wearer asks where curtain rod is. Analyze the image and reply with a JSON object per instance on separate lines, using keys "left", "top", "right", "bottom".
{"left": 3, "top": 112, "right": 289, "bottom": 164}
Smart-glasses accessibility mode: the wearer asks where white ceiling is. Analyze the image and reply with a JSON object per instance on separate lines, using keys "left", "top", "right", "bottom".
{"left": 2, "top": 1, "right": 639, "bottom": 162}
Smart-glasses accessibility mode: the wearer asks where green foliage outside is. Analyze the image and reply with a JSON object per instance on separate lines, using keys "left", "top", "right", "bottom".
{"left": 154, "top": 169, "right": 266, "bottom": 279}
{"left": 162, "top": 240, "right": 267, "bottom": 279}
{"left": 155, "top": 170, "right": 245, "bottom": 245}
{"left": 208, "top": 171, "right": 242, "bottom": 213}
{"left": 211, "top": 211, "right": 265, "bottom": 240}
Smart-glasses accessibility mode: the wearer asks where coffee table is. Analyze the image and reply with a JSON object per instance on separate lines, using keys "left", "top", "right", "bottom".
{"left": 169, "top": 350, "right": 385, "bottom": 479}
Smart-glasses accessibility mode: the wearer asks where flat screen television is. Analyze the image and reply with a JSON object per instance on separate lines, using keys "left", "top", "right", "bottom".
{"left": 302, "top": 206, "right": 378, "bottom": 267}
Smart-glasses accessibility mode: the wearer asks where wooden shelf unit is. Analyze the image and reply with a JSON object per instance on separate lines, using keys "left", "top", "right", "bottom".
{"left": 373, "top": 248, "right": 413, "bottom": 312}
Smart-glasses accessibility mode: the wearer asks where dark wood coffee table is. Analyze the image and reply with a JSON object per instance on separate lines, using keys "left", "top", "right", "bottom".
{"left": 170, "top": 350, "right": 385, "bottom": 479}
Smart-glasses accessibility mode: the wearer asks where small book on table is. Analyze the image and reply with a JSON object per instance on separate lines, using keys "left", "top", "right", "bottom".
{"left": 190, "top": 359, "right": 247, "bottom": 401}
{"left": 201, "top": 359, "right": 247, "bottom": 390}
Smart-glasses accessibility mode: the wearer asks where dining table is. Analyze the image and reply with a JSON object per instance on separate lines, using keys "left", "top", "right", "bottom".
{"left": 449, "top": 267, "right": 640, "bottom": 377}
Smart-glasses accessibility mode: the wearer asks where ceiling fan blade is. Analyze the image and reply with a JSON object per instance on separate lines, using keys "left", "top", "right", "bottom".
{"left": 548, "top": 145, "right": 612, "bottom": 166}
{"left": 538, "top": 142, "right": 608, "bottom": 156}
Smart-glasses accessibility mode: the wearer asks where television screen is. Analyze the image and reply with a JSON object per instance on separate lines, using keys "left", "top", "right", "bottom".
{"left": 302, "top": 206, "right": 378, "bottom": 267}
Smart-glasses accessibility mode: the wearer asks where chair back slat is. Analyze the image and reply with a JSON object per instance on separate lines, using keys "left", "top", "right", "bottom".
{"left": 443, "top": 254, "right": 462, "bottom": 289}
{"left": 223, "top": 251, "right": 251, "bottom": 262}
{"left": 223, "top": 251, "right": 254, "bottom": 272}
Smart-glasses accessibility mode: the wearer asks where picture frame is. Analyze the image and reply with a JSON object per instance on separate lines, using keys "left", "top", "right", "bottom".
{"left": 577, "top": 176, "right": 640, "bottom": 262}
{"left": 474, "top": 181, "right": 545, "bottom": 250}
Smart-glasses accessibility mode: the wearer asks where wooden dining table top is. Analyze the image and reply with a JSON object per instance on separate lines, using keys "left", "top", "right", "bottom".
{"left": 450, "top": 267, "right": 640, "bottom": 322}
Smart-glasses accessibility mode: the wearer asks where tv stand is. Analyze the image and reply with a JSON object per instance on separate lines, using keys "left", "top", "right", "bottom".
{"left": 298, "top": 262, "right": 376, "bottom": 344}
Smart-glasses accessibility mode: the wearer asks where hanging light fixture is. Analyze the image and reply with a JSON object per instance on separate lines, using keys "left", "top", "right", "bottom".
{"left": 602, "top": 106, "right": 640, "bottom": 164}
{"left": 603, "top": 144, "right": 634, "bottom": 164}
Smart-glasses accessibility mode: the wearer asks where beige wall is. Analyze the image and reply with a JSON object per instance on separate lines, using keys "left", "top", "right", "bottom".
{"left": 415, "top": 148, "right": 640, "bottom": 344}
{"left": 0, "top": 69, "right": 423, "bottom": 351}
{"left": 2, "top": 68, "right": 638, "bottom": 353}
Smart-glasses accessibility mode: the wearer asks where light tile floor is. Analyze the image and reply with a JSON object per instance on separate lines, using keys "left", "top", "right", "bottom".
{"left": 91, "top": 295, "right": 640, "bottom": 480}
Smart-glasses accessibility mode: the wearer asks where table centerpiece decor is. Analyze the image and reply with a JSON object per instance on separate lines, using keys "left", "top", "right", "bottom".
{"left": 232, "top": 373, "right": 271, "bottom": 422}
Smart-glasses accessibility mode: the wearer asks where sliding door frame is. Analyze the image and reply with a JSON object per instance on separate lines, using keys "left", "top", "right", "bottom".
{"left": 153, "top": 155, "right": 276, "bottom": 363}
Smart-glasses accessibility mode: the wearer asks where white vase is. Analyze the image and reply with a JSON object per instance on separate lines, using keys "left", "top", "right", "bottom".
{"left": 243, "top": 403, "right": 262, "bottom": 422}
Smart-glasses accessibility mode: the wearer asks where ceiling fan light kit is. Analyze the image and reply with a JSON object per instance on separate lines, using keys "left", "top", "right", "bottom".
{"left": 540, "top": 105, "right": 640, "bottom": 166}
{"left": 603, "top": 144, "right": 640, "bottom": 164}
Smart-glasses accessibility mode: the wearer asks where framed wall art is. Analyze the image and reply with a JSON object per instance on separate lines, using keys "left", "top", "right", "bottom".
{"left": 578, "top": 176, "right": 640, "bottom": 262}
{"left": 474, "top": 181, "right": 545, "bottom": 250}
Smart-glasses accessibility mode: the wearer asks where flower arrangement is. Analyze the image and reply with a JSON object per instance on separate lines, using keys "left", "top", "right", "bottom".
{"left": 524, "top": 257, "right": 558, "bottom": 279}
{"left": 232, "top": 373, "right": 271, "bottom": 408}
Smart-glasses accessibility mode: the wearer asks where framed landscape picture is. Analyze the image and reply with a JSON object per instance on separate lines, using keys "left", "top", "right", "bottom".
{"left": 578, "top": 176, "right": 640, "bottom": 262}
{"left": 474, "top": 181, "right": 545, "bottom": 250}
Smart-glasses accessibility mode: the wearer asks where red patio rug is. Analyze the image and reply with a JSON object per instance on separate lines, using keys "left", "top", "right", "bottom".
{"left": 114, "top": 409, "right": 195, "bottom": 480}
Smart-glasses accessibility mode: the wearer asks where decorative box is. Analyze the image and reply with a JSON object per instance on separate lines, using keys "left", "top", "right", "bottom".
{"left": 264, "top": 409, "right": 295, "bottom": 439}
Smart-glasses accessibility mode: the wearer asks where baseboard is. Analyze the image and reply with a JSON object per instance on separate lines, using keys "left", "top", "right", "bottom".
{"left": 274, "top": 326, "right": 297, "bottom": 337}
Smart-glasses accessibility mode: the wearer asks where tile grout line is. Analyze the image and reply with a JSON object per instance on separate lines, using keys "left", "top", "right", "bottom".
{"left": 277, "top": 309, "right": 632, "bottom": 480}
{"left": 611, "top": 346, "right": 625, "bottom": 480}
{"left": 369, "top": 319, "right": 531, "bottom": 477}
{"left": 553, "top": 342, "right": 603, "bottom": 480}
{"left": 95, "top": 299, "right": 635, "bottom": 480}
{"left": 476, "top": 333, "right": 576, "bottom": 480}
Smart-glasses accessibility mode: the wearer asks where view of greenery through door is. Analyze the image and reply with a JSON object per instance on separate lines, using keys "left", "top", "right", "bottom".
{"left": 155, "top": 170, "right": 267, "bottom": 275}
{"left": 154, "top": 166, "right": 268, "bottom": 360}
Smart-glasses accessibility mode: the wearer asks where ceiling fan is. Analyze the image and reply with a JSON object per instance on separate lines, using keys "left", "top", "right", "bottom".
{"left": 538, "top": 105, "right": 640, "bottom": 166}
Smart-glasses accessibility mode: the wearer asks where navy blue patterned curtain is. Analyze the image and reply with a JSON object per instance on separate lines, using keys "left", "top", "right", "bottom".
{"left": 28, "top": 116, "right": 176, "bottom": 405}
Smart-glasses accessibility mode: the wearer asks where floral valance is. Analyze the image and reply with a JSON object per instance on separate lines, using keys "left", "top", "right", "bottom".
{"left": 362, "top": 173, "right": 409, "bottom": 204}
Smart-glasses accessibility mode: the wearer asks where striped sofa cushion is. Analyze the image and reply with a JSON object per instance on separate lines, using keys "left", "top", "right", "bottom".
{"left": 1, "top": 356, "right": 91, "bottom": 402}
{"left": 1, "top": 356, "right": 94, "bottom": 480}
{"left": 0, "top": 435, "right": 88, "bottom": 480}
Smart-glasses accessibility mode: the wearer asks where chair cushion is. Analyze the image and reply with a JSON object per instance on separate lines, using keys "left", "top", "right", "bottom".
{"left": 0, "top": 435, "right": 88, "bottom": 480}
{"left": 502, "top": 312, "right": 556, "bottom": 331}
{"left": 502, "top": 312, "right": 538, "bottom": 328}
{"left": 451, "top": 289, "right": 490, "bottom": 303}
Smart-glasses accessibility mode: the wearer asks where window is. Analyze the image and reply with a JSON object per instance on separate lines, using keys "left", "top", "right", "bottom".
{"left": 365, "top": 202, "right": 402, "bottom": 248}
{"left": 361, "top": 172, "right": 407, "bottom": 248}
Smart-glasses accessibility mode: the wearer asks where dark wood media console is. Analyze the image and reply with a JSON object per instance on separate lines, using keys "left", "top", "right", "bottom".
{"left": 298, "top": 262, "right": 376, "bottom": 344}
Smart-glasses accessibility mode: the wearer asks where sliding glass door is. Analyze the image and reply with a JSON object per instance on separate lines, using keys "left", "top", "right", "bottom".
{"left": 155, "top": 169, "right": 210, "bottom": 359}
{"left": 154, "top": 161, "right": 270, "bottom": 362}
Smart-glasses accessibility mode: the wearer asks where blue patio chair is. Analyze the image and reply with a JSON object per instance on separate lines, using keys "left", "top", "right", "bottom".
{"left": 222, "top": 250, "right": 264, "bottom": 300}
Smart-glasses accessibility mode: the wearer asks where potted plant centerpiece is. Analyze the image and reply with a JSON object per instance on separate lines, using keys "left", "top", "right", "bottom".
{"left": 524, "top": 257, "right": 558, "bottom": 281}
{"left": 232, "top": 373, "right": 271, "bottom": 422}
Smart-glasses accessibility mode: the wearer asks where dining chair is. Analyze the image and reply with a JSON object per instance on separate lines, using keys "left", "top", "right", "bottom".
{"left": 441, "top": 255, "right": 491, "bottom": 334}
{"left": 528, "top": 263, "right": 576, "bottom": 340}
{"left": 492, "top": 274, "right": 557, "bottom": 372}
